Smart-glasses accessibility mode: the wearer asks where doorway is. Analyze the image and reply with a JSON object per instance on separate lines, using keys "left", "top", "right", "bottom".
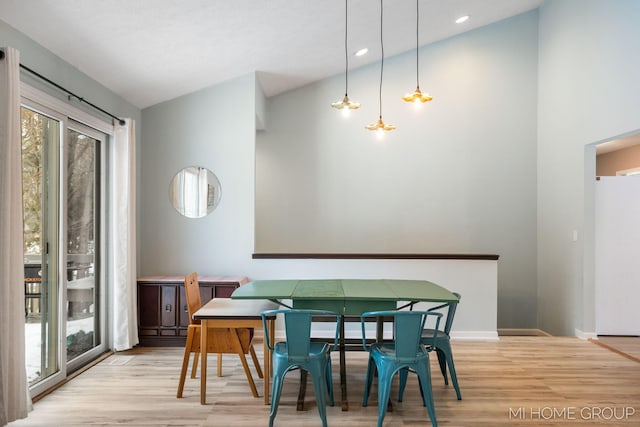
{"left": 21, "top": 100, "right": 108, "bottom": 396}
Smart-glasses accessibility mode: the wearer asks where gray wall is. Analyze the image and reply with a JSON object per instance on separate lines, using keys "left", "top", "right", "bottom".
{"left": 256, "top": 12, "right": 539, "bottom": 329}
{"left": 140, "top": 73, "right": 257, "bottom": 276}
{"left": 537, "top": 0, "right": 640, "bottom": 335}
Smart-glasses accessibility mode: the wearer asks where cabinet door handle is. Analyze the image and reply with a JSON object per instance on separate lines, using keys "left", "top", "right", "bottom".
{"left": 184, "top": 305, "right": 188, "bottom": 312}
{"left": 165, "top": 304, "right": 172, "bottom": 312}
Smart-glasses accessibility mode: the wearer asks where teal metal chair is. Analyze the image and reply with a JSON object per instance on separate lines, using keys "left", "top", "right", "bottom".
{"left": 261, "top": 309, "right": 340, "bottom": 427}
{"left": 399, "top": 292, "right": 462, "bottom": 401}
{"left": 361, "top": 310, "right": 443, "bottom": 427}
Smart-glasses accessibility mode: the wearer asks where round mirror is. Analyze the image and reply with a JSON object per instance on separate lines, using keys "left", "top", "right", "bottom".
{"left": 169, "top": 166, "right": 221, "bottom": 218}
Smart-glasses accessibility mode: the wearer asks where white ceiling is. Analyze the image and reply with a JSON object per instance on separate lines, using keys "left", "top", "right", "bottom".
{"left": 0, "top": 0, "right": 543, "bottom": 109}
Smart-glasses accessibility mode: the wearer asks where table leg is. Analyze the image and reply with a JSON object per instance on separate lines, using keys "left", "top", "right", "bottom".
{"left": 297, "top": 370, "right": 308, "bottom": 410}
{"left": 340, "top": 314, "right": 348, "bottom": 411}
{"left": 230, "top": 328, "right": 259, "bottom": 397}
{"left": 200, "top": 320, "right": 208, "bottom": 405}
{"left": 376, "top": 317, "right": 384, "bottom": 342}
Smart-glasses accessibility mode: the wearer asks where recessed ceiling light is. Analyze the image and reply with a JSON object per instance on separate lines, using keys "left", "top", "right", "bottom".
{"left": 354, "top": 48, "right": 368, "bottom": 57}
{"left": 455, "top": 15, "right": 470, "bottom": 24}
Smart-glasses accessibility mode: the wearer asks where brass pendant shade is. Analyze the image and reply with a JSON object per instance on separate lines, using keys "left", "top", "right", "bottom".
{"left": 367, "top": 0, "right": 395, "bottom": 135}
{"left": 331, "top": 95, "right": 361, "bottom": 111}
{"left": 365, "top": 116, "right": 396, "bottom": 132}
{"left": 331, "top": 0, "right": 360, "bottom": 115}
{"left": 402, "top": 86, "right": 432, "bottom": 104}
{"left": 403, "top": 0, "right": 433, "bottom": 106}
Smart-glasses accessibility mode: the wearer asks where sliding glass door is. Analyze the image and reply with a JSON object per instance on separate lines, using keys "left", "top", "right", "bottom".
{"left": 65, "top": 125, "right": 103, "bottom": 369}
{"left": 22, "top": 101, "right": 107, "bottom": 395}
{"left": 22, "top": 106, "right": 61, "bottom": 387}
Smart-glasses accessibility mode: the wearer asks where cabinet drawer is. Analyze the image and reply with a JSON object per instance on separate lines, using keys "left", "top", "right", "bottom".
{"left": 161, "top": 286, "right": 177, "bottom": 327}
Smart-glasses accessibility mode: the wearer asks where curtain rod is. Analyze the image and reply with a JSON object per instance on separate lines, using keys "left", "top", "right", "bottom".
{"left": 1, "top": 49, "right": 125, "bottom": 125}
{"left": 20, "top": 64, "right": 126, "bottom": 126}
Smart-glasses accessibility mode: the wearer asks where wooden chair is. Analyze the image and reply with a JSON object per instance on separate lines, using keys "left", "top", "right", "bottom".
{"left": 176, "top": 272, "right": 263, "bottom": 398}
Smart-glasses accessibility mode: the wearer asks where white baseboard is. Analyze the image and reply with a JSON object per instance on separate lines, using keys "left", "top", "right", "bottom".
{"left": 450, "top": 331, "right": 500, "bottom": 341}
{"left": 497, "top": 328, "right": 551, "bottom": 337}
{"left": 304, "top": 324, "right": 499, "bottom": 341}
{"left": 575, "top": 328, "right": 598, "bottom": 340}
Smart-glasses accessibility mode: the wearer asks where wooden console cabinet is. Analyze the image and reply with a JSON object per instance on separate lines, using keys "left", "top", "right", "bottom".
{"left": 137, "top": 275, "right": 249, "bottom": 346}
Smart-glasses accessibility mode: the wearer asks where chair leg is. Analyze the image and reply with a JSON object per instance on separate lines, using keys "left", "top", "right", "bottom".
{"left": 445, "top": 350, "right": 462, "bottom": 400}
{"left": 269, "top": 374, "right": 285, "bottom": 427}
{"left": 362, "top": 356, "right": 376, "bottom": 406}
{"left": 310, "top": 368, "right": 329, "bottom": 427}
{"left": 438, "top": 341, "right": 462, "bottom": 400}
{"left": 375, "top": 364, "right": 394, "bottom": 427}
{"left": 325, "top": 356, "right": 334, "bottom": 407}
{"left": 177, "top": 329, "right": 196, "bottom": 398}
{"left": 249, "top": 345, "right": 264, "bottom": 378}
{"left": 436, "top": 349, "right": 448, "bottom": 384}
{"left": 269, "top": 357, "right": 287, "bottom": 427}
{"left": 398, "top": 367, "right": 409, "bottom": 402}
{"left": 190, "top": 351, "right": 199, "bottom": 379}
{"left": 415, "top": 362, "right": 437, "bottom": 427}
{"left": 217, "top": 353, "right": 223, "bottom": 377}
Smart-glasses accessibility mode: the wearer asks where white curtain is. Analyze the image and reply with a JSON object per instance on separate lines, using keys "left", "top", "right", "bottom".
{"left": 0, "top": 47, "right": 31, "bottom": 425}
{"left": 111, "top": 119, "right": 138, "bottom": 351}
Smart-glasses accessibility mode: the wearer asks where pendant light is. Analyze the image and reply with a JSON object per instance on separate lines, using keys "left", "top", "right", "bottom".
{"left": 402, "top": 0, "right": 432, "bottom": 108}
{"left": 331, "top": 0, "right": 360, "bottom": 117}
{"left": 366, "top": 0, "right": 395, "bottom": 137}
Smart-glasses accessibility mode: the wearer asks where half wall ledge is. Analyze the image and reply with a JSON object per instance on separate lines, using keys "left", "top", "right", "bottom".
{"left": 250, "top": 253, "right": 499, "bottom": 340}
{"left": 252, "top": 253, "right": 500, "bottom": 260}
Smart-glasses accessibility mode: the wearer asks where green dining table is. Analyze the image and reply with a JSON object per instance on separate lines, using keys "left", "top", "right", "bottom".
{"left": 231, "top": 279, "right": 459, "bottom": 410}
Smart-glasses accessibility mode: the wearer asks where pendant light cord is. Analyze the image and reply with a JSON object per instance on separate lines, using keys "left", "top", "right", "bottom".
{"left": 344, "top": 0, "right": 349, "bottom": 96}
{"left": 415, "top": 0, "right": 420, "bottom": 89}
{"left": 378, "top": 0, "right": 384, "bottom": 118}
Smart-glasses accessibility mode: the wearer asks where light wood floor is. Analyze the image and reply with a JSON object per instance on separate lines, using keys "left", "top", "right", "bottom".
{"left": 593, "top": 336, "right": 640, "bottom": 362}
{"left": 12, "top": 337, "right": 640, "bottom": 427}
